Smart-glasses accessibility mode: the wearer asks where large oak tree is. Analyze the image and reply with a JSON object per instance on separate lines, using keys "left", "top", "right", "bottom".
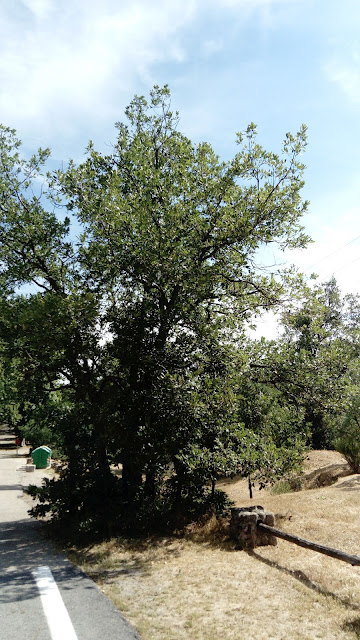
{"left": 0, "top": 86, "right": 310, "bottom": 534}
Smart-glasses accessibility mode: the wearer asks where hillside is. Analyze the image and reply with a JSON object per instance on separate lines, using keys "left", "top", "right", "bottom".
{"left": 70, "top": 451, "right": 360, "bottom": 640}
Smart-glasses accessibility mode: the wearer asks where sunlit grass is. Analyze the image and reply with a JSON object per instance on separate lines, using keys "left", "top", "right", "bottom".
{"left": 69, "top": 451, "right": 360, "bottom": 640}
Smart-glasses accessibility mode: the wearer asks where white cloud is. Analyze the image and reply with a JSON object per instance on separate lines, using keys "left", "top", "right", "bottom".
{"left": 279, "top": 204, "right": 360, "bottom": 296}
{"left": 325, "top": 45, "right": 360, "bottom": 104}
{"left": 0, "top": 0, "right": 196, "bottom": 143}
{"left": 212, "top": 0, "right": 297, "bottom": 6}
{"left": 21, "top": 0, "right": 52, "bottom": 19}
{"left": 327, "top": 65, "right": 360, "bottom": 104}
{"left": 209, "top": 0, "right": 302, "bottom": 25}
{"left": 249, "top": 199, "right": 360, "bottom": 340}
{"left": 201, "top": 39, "right": 223, "bottom": 58}
{"left": 0, "top": 0, "right": 305, "bottom": 157}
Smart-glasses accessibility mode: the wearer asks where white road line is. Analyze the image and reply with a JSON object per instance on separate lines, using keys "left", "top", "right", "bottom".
{"left": 32, "top": 566, "right": 78, "bottom": 640}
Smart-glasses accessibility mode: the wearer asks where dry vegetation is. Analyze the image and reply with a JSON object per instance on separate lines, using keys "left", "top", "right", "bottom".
{"left": 69, "top": 451, "right": 360, "bottom": 640}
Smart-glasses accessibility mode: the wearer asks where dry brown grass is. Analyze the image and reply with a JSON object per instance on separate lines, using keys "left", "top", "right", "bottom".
{"left": 69, "top": 451, "right": 360, "bottom": 639}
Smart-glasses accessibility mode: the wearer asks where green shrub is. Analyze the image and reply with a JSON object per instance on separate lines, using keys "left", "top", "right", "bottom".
{"left": 335, "top": 435, "right": 360, "bottom": 474}
{"left": 271, "top": 476, "right": 302, "bottom": 495}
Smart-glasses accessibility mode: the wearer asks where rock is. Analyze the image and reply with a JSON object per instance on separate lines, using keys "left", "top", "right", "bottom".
{"left": 230, "top": 506, "right": 277, "bottom": 549}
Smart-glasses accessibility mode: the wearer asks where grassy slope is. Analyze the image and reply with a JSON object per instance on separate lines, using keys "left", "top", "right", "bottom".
{"left": 69, "top": 452, "right": 360, "bottom": 640}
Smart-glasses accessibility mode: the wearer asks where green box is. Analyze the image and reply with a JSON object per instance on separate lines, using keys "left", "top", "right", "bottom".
{"left": 31, "top": 446, "right": 52, "bottom": 469}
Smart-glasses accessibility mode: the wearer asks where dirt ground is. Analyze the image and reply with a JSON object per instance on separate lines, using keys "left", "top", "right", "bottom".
{"left": 71, "top": 451, "right": 360, "bottom": 640}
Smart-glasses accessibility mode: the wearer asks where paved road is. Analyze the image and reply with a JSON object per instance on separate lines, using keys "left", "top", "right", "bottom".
{"left": 0, "top": 427, "right": 140, "bottom": 640}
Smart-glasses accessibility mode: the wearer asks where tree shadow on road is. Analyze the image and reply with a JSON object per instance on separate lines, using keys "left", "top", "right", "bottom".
{"left": 0, "top": 518, "right": 94, "bottom": 604}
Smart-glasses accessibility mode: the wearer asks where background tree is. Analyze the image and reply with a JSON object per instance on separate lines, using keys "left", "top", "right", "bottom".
{"left": 248, "top": 278, "right": 360, "bottom": 450}
{"left": 333, "top": 357, "right": 360, "bottom": 473}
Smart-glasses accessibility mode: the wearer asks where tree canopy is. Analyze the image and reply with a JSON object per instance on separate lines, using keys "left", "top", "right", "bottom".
{"left": 0, "top": 86, "right": 312, "bottom": 536}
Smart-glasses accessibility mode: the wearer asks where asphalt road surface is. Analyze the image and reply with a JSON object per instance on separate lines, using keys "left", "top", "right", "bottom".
{"left": 0, "top": 426, "right": 140, "bottom": 640}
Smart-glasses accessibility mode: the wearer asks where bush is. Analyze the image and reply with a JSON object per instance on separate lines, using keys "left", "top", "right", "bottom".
{"left": 271, "top": 476, "right": 303, "bottom": 495}
{"left": 28, "top": 466, "right": 124, "bottom": 542}
{"left": 27, "top": 466, "right": 234, "bottom": 541}
{"left": 335, "top": 435, "right": 360, "bottom": 474}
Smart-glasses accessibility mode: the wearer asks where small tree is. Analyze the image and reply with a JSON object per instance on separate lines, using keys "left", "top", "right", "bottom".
{"left": 334, "top": 365, "right": 360, "bottom": 473}
{"left": 248, "top": 279, "right": 360, "bottom": 450}
{"left": 335, "top": 431, "right": 360, "bottom": 474}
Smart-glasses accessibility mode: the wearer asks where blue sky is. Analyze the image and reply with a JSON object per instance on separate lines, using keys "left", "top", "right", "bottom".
{"left": 1, "top": 0, "right": 360, "bottom": 309}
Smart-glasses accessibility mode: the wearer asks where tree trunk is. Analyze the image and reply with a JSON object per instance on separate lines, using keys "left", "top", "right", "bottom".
{"left": 211, "top": 478, "right": 216, "bottom": 499}
{"left": 122, "top": 459, "right": 143, "bottom": 505}
{"left": 248, "top": 476, "right": 253, "bottom": 499}
{"left": 306, "top": 407, "right": 326, "bottom": 449}
{"left": 145, "top": 467, "right": 156, "bottom": 498}
{"left": 96, "top": 442, "right": 114, "bottom": 536}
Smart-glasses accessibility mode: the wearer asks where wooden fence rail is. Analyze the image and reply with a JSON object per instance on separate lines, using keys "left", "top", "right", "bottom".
{"left": 257, "top": 522, "right": 360, "bottom": 566}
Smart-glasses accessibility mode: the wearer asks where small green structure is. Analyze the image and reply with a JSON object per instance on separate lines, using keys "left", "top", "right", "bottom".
{"left": 31, "top": 446, "right": 51, "bottom": 469}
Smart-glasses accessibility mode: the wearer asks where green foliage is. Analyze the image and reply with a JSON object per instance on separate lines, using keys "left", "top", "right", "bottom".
{"left": 28, "top": 468, "right": 123, "bottom": 541}
{"left": 271, "top": 476, "right": 302, "bottom": 495}
{"left": 0, "top": 87, "right": 311, "bottom": 536}
{"left": 248, "top": 278, "right": 360, "bottom": 450}
{"left": 281, "top": 278, "right": 360, "bottom": 447}
{"left": 334, "top": 378, "right": 360, "bottom": 473}
{"left": 232, "top": 423, "right": 305, "bottom": 489}
{"left": 334, "top": 432, "right": 360, "bottom": 474}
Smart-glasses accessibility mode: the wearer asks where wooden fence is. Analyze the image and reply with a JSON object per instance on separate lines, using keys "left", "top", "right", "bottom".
{"left": 257, "top": 522, "right": 360, "bottom": 566}
{"left": 230, "top": 506, "right": 360, "bottom": 566}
